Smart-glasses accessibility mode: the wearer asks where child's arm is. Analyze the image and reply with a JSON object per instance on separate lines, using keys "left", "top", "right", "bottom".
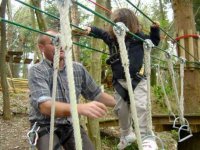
{"left": 84, "top": 26, "right": 111, "bottom": 44}
{"left": 150, "top": 21, "right": 160, "bottom": 46}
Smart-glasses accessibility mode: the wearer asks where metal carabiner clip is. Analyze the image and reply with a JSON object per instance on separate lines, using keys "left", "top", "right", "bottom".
{"left": 27, "top": 122, "right": 40, "bottom": 146}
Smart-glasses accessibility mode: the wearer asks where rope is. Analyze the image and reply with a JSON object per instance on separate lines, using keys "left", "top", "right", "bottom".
{"left": 165, "top": 52, "right": 184, "bottom": 124}
{"left": 57, "top": 1, "right": 82, "bottom": 150}
{"left": 87, "top": 0, "right": 111, "bottom": 14}
{"left": 113, "top": 22, "right": 143, "bottom": 150}
{"left": 49, "top": 36, "right": 61, "bottom": 150}
{"left": 156, "top": 65, "right": 176, "bottom": 117}
{"left": 143, "top": 39, "right": 154, "bottom": 135}
{"left": 179, "top": 57, "right": 186, "bottom": 125}
{"left": 126, "top": 0, "right": 199, "bottom": 62}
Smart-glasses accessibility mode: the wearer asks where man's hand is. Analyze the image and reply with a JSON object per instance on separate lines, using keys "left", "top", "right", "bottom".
{"left": 77, "top": 101, "right": 107, "bottom": 119}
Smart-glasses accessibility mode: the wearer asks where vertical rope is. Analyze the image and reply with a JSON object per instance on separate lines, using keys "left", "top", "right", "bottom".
{"left": 156, "top": 65, "right": 175, "bottom": 117}
{"left": 165, "top": 52, "right": 184, "bottom": 125}
{"left": 57, "top": 0, "right": 82, "bottom": 150}
{"left": 49, "top": 36, "right": 61, "bottom": 150}
{"left": 143, "top": 40, "right": 154, "bottom": 135}
{"left": 113, "top": 22, "right": 143, "bottom": 150}
{"left": 179, "top": 57, "right": 186, "bottom": 124}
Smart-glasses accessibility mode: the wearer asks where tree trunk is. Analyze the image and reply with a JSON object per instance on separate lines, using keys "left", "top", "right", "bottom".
{"left": 71, "top": 4, "right": 80, "bottom": 62}
{"left": 29, "top": 0, "right": 42, "bottom": 62}
{"left": 87, "top": 0, "right": 109, "bottom": 149}
{"left": 172, "top": 0, "right": 200, "bottom": 114}
{"left": 0, "top": 0, "right": 11, "bottom": 120}
{"left": 30, "top": 0, "right": 47, "bottom": 31}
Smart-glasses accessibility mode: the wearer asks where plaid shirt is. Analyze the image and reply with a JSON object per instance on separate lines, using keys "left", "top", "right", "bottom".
{"left": 28, "top": 59, "right": 101, "bottom": 125}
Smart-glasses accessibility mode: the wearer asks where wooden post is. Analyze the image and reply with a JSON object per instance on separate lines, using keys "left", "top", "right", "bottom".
{"left": 179, "top": 30, "right": 185, "bottom": 58}
{"left": 188, "top": 29, "right": 195, "bottom": 69}
{"left": 197, "top": 32, "right": 200, "bottom": 61}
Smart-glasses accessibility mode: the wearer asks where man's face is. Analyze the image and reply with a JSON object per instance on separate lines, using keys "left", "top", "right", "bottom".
{"left": 39, "top": 32, "right": 65, "bottom": 62}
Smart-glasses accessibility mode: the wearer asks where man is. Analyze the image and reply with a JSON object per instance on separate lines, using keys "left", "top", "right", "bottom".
{"left": 28, "top": 30, "right": 116, "bottom": 150}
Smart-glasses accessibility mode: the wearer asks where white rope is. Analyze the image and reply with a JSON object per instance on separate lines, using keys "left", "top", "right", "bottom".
{"left": 57, "top": 1, "right": 82, "bottom": 150}
{"left": 49, "top": 36, "right": 61, "bottom": 150}
{"left": 165, "top": 52, "right": 184, "bottom": 125}
{"left": 143, "top": 39, "right": 154, "bottom": 135}
{"left": 113, "top": 22, "right": 143, "bottom": 150}
{"left": 179, "top": 57, "right": 186, "bottom": 124}
{"left": 156, "top": 64, "right": 175, "bottom": 117}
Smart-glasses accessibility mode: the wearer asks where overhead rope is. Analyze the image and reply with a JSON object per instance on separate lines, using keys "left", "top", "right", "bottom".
{"left": 57, "top": 1, "right": 82, "bottom": 150}
{"left": 0, "top": 18, "right": 108, "bottom": 55}
{"left": 2, "top": 16, "right": 200, "bottom": 70}
{"left": 75, "top": 1, "right": 145, "bottom": 42}
{"left": 113, "top": 22, "right": 143, "bottom": 150}
{"left": 75, "top": 0, "right": 200, "bottom": 67}
{"left": 14, "top": 0, "right": 200, "bottom": 66}
{"left": 15, "top": 0, "right": 95, "bottom": 37}
{"left": 126, "top": 0, "right": 199, "bottom": 62}
{"left": 87, "top": 0, "right": 111, "bottom": 14}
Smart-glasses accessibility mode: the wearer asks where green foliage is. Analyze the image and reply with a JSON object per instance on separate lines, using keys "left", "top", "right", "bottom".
{"left": 193, "top": 0, "right": 200, "bottom": 31}
{"left": 171, "top": 130, "right": 179, "bottom": 141}
{"left": 153, "top": 84, "right": 173, "bottom": 106}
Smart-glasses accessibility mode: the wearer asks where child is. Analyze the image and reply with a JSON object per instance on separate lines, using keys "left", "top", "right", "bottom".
{"left": 85, "top": 8, "right": 160, "bottom": 150}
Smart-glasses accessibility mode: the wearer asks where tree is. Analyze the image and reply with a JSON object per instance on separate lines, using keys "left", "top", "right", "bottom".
{"left": 30, "top": 0, "right": 47, "bottom": 31}
{"left": 172, "top": 0, "right": 200, "bottom": 114}
{"left": 0, "top": 0, "right": 11, "bottom": 120}
{"left": 87, "top": 0, "right": 110, "bottom": 149}
{"left": 193, "top": 0, "right": 200, "bottom": 31}
{"left": 71, "top": 4, "right": 80, "bottom": 62}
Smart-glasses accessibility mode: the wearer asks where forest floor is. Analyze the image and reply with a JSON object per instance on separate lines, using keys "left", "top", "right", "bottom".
{"left": 0, "top": 89, "right": 178, "bottom": 150}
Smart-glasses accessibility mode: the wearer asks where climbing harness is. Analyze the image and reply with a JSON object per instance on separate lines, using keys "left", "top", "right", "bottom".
{"left": 113, "top": 22, "right": 143, "bottom": 150}
{"left": 27, "top": 122, "right": 40, "bottom": 150}
{"left": 165, "top": 43, "right": 193, "bottom": 142}
{"left": 143, "top": 40, "right": 165, "bottom": 150}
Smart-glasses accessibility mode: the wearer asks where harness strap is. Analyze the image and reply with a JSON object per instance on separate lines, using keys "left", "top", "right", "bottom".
{"left": 113, "top": 73, "right": 144, "bottom": 102}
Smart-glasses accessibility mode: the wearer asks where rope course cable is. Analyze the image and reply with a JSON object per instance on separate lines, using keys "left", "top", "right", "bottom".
{"left": 75, "top": 0, "right": 200, "bottom": 67}
{"left": 126, "top": 0, "right": 200, "bottom": 62}
{"left": 87, "top": 0, "right": 111, "bottom": 14}
{"left": 0, "top": 18, "right": 108, "bottom": 55}
{"left": 14, "top": 0, "right": 200, "bottom": 67}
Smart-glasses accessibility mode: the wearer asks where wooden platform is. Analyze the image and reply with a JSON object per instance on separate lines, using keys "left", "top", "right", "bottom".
{"left": 99, "top": 115, "right": 200, "bottom": 133}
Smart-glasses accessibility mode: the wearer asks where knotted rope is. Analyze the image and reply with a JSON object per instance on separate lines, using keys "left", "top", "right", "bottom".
{"left": 49, "top": 36, "right": 61, "bottom": 150}
{"left": 165, "top": 51, "right": 184, "bottom": 125}
{"left": 113, "top": 22, "right": 143, "bottom": 150}
{"left": 143, "top": 39, "right": 154, "bottom": 135}
{"left": 179, "top": 57, "right": 186, "bottom": 125}
{"left": 156, "top": 64, "right": 176, "bottom": 118}
{"left": 56, "top": 0, "right": 82, "bottom": 150}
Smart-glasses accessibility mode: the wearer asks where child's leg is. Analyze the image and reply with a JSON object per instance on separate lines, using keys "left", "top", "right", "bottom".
{"left": 114, "top": 92, "right": 132, "bottom": 136}
{"left": 134, "top": 79, "right": 148, "bottom": 138}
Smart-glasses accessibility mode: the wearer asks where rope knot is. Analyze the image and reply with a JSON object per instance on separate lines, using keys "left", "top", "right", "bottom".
{"left": 113, "top": 22, "right": 129, "bottom": 37}
{"left": 143, "top": 39, "right": 154, "bottom": 52}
